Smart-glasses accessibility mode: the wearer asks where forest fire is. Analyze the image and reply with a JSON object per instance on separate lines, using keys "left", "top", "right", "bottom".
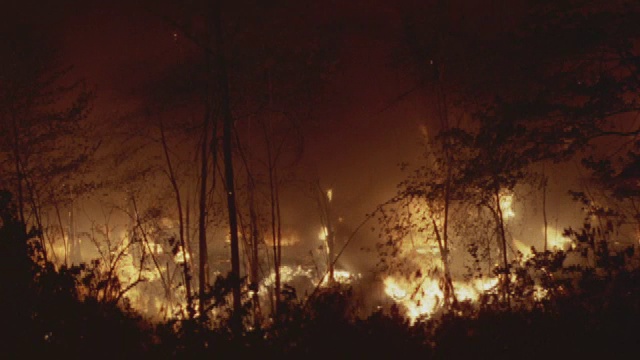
{"left": 383, "top": 274, "right": 500, "bottom": 323}
{"left": 376, "top": 182, "right": 575, "bottom": 320}
{"left": 3, "top": 0, "right": 640, "bottom": 356}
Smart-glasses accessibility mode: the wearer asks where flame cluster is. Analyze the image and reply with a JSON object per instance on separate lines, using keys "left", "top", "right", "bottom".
{"left": 380, "top": 190, "right": 520, "bottom": 322}
{"left": 383, "top": 276, "right": 498, "bottom": 323}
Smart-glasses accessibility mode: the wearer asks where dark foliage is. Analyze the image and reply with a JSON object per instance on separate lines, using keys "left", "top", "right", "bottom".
{"left": 2, "top": 188, "right": 640, "bottom": 358}
{"left": 0, "top": 190, "right": 149, "bottom": 358}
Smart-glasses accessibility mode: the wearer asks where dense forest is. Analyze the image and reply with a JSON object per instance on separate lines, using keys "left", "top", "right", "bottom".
{"left": 2, "top": 0, "right": 640, "bottom": 356}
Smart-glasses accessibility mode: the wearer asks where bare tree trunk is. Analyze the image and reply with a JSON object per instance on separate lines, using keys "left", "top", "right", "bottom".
{"left": 494, "top": 188, "right": 510, "bottom": 305}
{"left": 11, "top": 115, "right": 25, "bottom": 225}
{"left": 326, "top": 194, "right": 334, "bottom": 285}
{"left": 432, "top": 216, "right": 456, "bottom": 307}
{"left": 275, "top": 167, "right": 283, "bottom": 293}
{"left": 315, "top": 184, "right": 334, "bottom": 285}
{"left": 439, "top": 153, "right": 457, "bottom": 307}
{"left": 235, "top": 114, "right": 262, "bottom": 324}
{"left": 11, "top": 113, "right": 48, "bottom": 261}
{"left": 495, "top": 190, "right": 509, "bottom": 271}
{"left": 159, "top": 119, "right": 194, "bottom": 320}
{"left": 198, "top": 7, "right": 216, "bottom": 321}
{"left": 13, "top": 153, "right": 25, "bottom": 224}
{"left": 23, "top": 170, "right": 50, "bottom": 262}
{"left": 198, "top": 103, "right": 211, "bottom": 319}
{"left": 434, "top": 49, "right": 456, "bottom": 307}
{"left": 10, "top": 114, "right": 50, "bottom": 263}
{"left": 248, "top": 182, "right": 262, "bottom": 325}
{"left": 213, "top": 0, "right": 242, "bottom": 332}
{"left": 54, "top": 201, "right": 68, "bottom": 266}
{"left": 264, "top": 69, "right": 288, "bottom": 314}
{"left": 542, "top": 166, "right": 548, "bottom": 252}
{"left": 327, "top": 230, "right": 334, "bottom": 284}
{"left": 131, "top": 195, "right": 172, "bottom": 300}
{"left": 267, "top": 147, "right": 281, "bottom": 314}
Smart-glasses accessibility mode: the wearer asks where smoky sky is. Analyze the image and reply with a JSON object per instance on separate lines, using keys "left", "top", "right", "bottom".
{"left": 39, "top": 1, "right": 428, "bottom": 216}
{"left": 2, "top": 0, "right": 598, "bottom": 273}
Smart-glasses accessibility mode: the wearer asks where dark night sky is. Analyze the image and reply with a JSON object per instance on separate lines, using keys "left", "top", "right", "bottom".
{"left": 2, "top": 0, "right": 597, "bottom": 270}
{"left": 4, "top": 0, "right": 511, "bottom": 185}
{"left": 49, "top": 1, "right": 429, "bottom": 219}
{"left": 0, "top": 1, "right": 429, "bottom": 264}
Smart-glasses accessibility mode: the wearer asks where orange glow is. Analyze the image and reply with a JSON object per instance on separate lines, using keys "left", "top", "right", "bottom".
{"left": 383, "top": 275, "right": 499, "bottom": 323}
{"left": 500, "top": 191, "right": 515, "bottom": 219}
{"left": 318, "top": 226, "right": 328, "bottom": 241}
{"left": 546, "top": 226, "right": 573, "bottom": 250}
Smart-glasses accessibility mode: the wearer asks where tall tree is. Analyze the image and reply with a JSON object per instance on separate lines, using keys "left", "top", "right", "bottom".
{"left": 212, "top": 0, "right": 242, "bottom": 331}
{"left": 147, "top": 0, "right": 338, "bottom": 327}
{"left": 391, "top": 0, "right": 640, "bottom": 305}
{"left": 0, "top": 25, "right": 93, "bottom": 262}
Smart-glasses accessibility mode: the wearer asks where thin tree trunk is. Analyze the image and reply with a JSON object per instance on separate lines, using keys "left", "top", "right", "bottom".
{"left": 198, "top": 103, "right": 211, "bottom": 319}
{"left": 542, "top": 165, "right": 548, "bottom": 252}
{"left": 326, "top": 194, "right": 334, "bottom": 285}
{"left": 159, "top": 119, "right": 194, "bottom": 320}
{"left": 54, "top": 201, "right": 68, "bottom": 266}
{"left": 440, "top": 159, "right": 456, "bottom": 306}
{"left": 198, "top": 5, "right": 215, "bottom": 321}
{"left": 23, "top": 172, "right": 49, "bottom": 262}
{"left": 495, "top": 190, "right": 509, "bottom": 270}
{"left": 131, "top": 196, "right": 171, "bottom": 299}
{"left": 432, "top": 217, "right": 457, "bottom": 307}
{"left": 248, "top": 182, "right": 262, "bottom": 325}
{"left": 494, "top": 188, "right": 510, "bottom": 305}
{"left": 434, "top": 56, "right": 456, "bottom": 307}
{"left": 267, "top": 148, "right": 281, "bottom": 314}
{"left": 213, "top": 0, "right": 242, "bottom": 332}
{"left": 234, "top": 114, "right": 262, "bottom": 324}
{"left": 11, "top": 114, "right": 25, "bottom": 225}
{"left": 275, "top": 167, "right": 283, "bottom": 292}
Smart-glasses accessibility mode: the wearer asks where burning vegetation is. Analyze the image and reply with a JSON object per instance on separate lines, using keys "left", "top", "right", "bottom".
{"left": 2, "top": 0, "right": 640, "bottom": 357}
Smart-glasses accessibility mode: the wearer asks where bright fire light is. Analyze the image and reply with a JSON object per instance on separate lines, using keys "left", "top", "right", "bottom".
{"left": 383, "top": 275, "right": 499, "bottom": 323}
{"left": 174, "top": 248, "right": 190, "bottom": 264}
{"left": 318, "top": 226, "right": 328, "bottom": 241}
{"left": 546, "top": 226, "right": 573, "bottom": 250}
{"left": 319, "top": 269, "right": 361, "bottom": 286}
{"left": 383, "top": 276, "right": 442, "bottom": 323}
{"left": 500, "top": 192, "right": 515, "bottom": 219}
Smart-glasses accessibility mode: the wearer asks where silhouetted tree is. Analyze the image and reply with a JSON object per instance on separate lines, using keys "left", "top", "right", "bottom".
{"left": 0, "top": 189, "right": 150, "bottom": 356}
{"left": 0, "top": 25, "right": 94, "bottom": 262}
